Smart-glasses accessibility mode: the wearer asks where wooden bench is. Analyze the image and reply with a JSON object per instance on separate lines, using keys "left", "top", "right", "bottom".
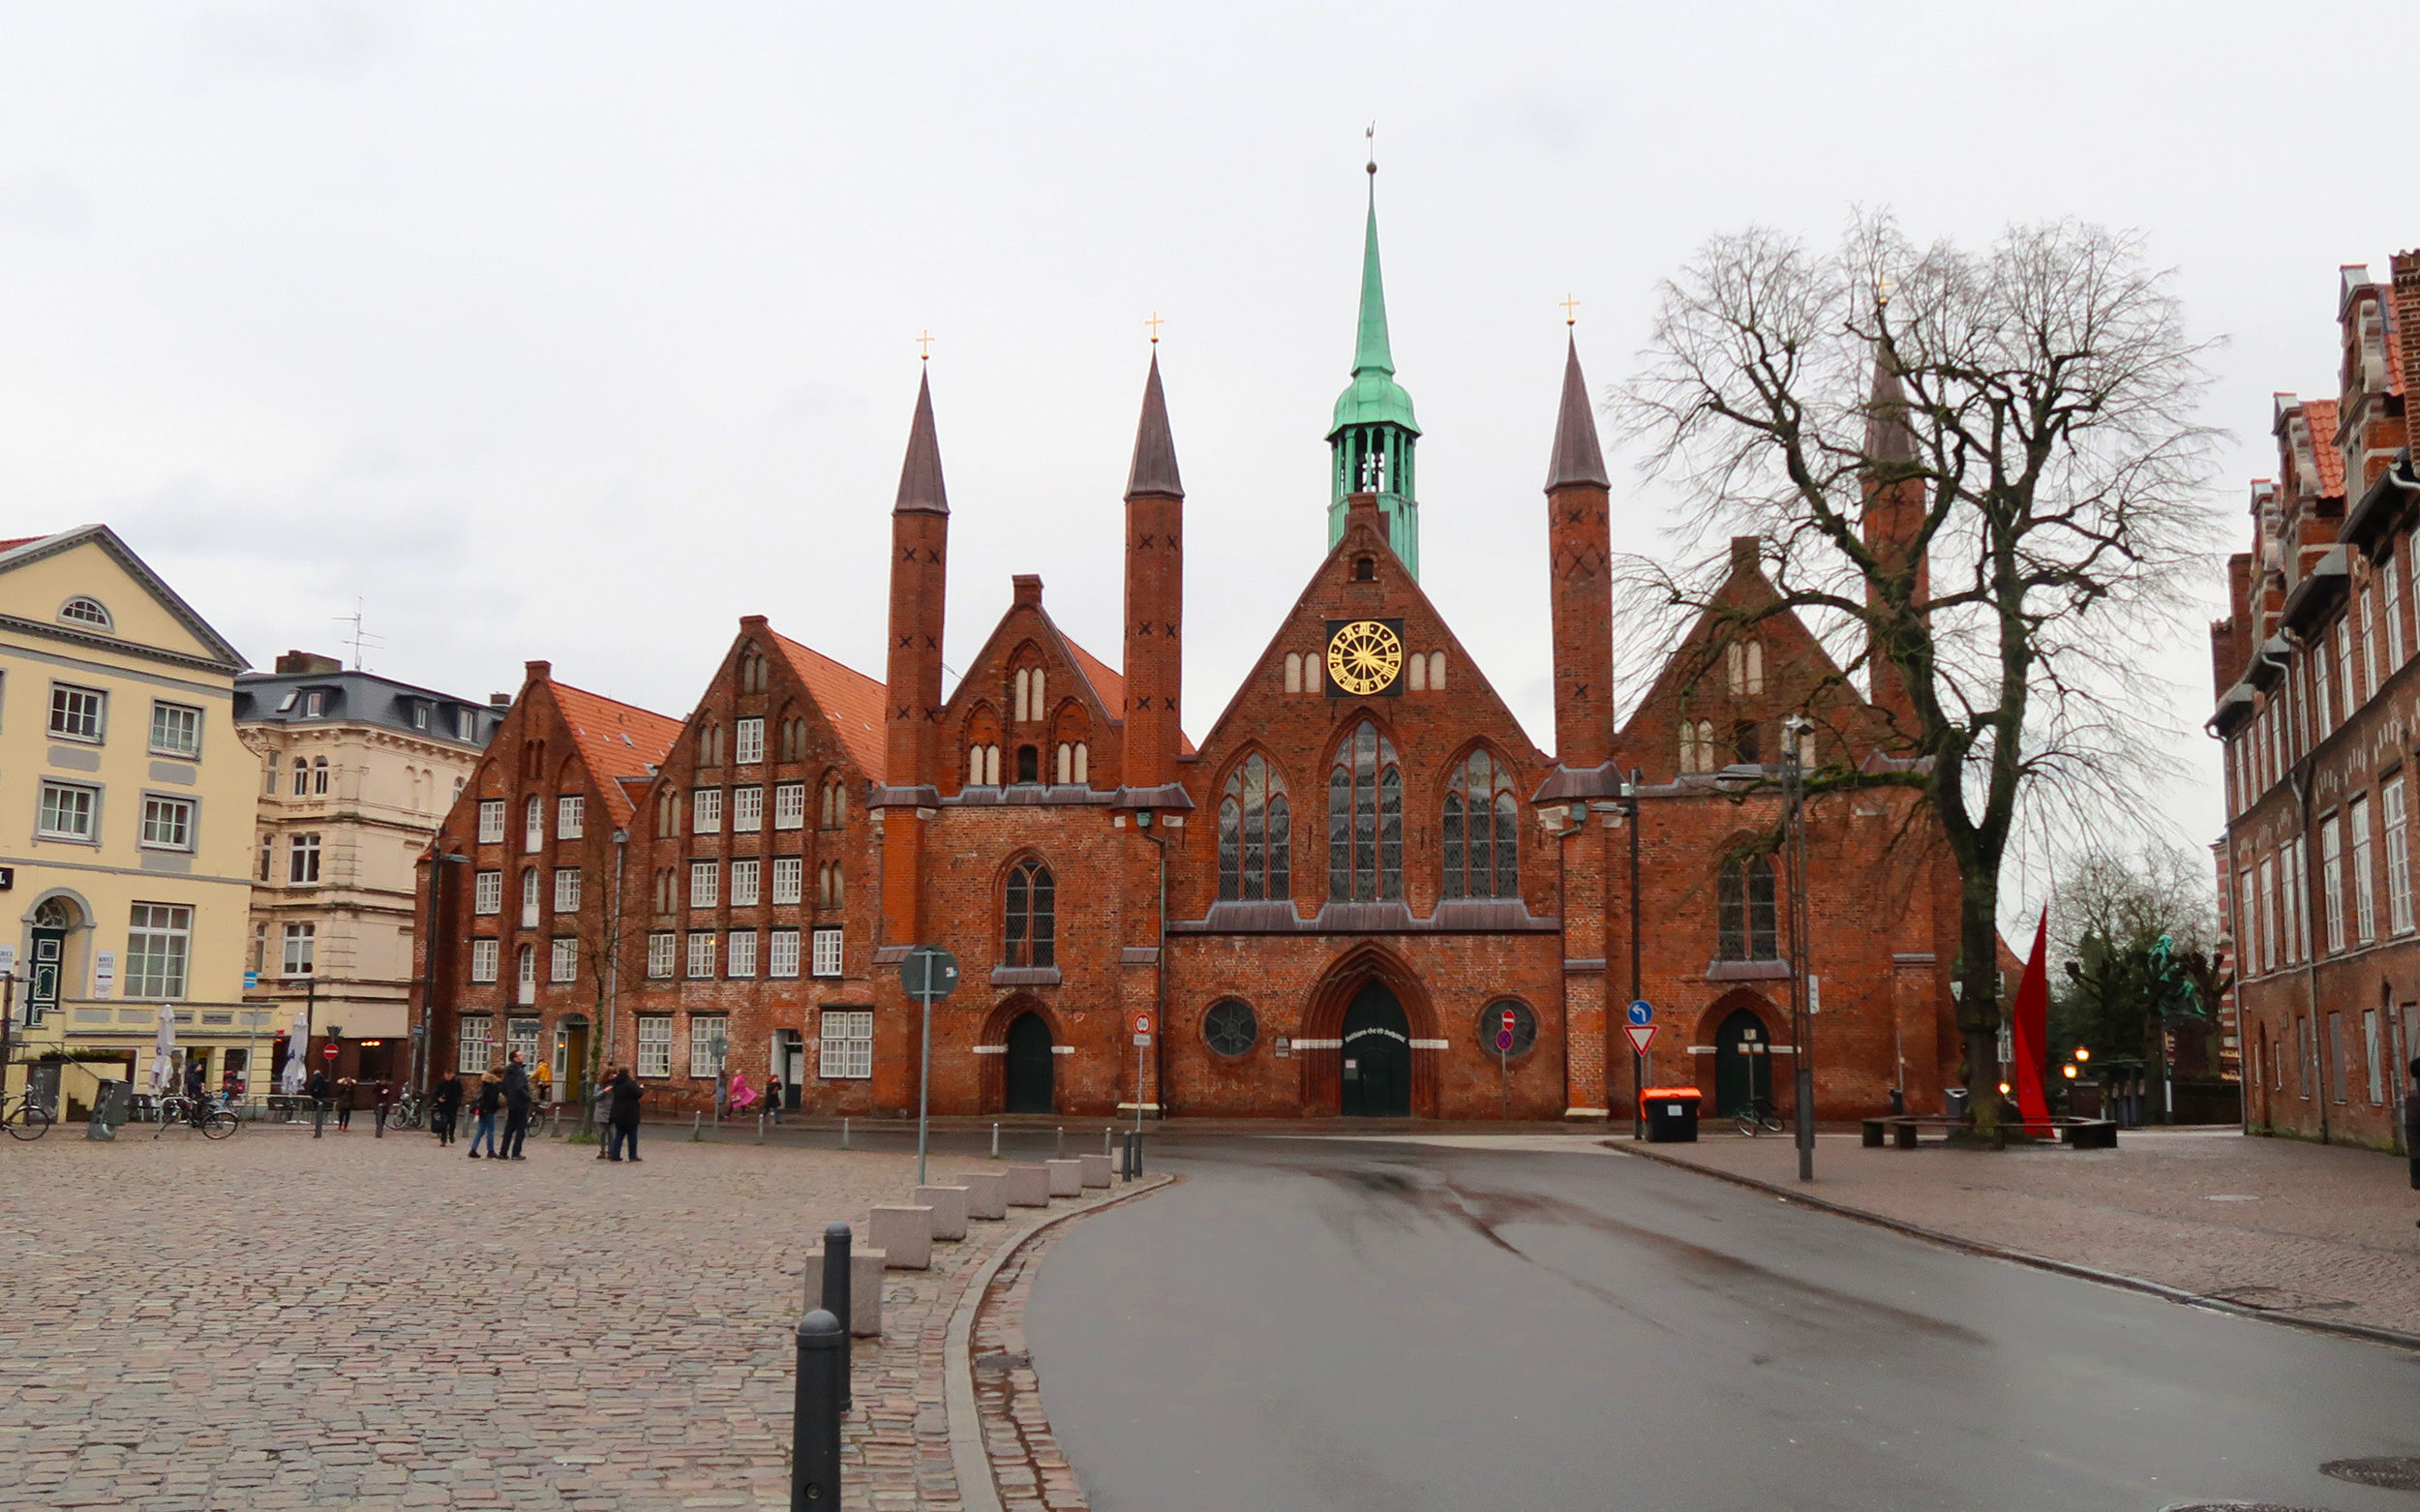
{"left": 1861, "top": 1115, "right": 2118, "bottom": 1150}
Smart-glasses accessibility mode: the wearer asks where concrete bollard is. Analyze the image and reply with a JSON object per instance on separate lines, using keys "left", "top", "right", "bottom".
{"left": 990, "top": 1121, "right": 999, "bottom": 1157}
{"left": 1044, "top": 1158, "right": 1084, "bottom": 1197}
{"left": 841, "top": 1115, "right": 850, "bottom": 1150}
{"left": 1056, "top": 1126, "right": 1065, "bottom": 1157}
{"left": 959, "top": 1169, "right": 1008, "bottom": 1221}
{"left": 1002, "top": 1164, "right": 1051, "bottom": 1208}
{"left": 1076, "top": 1152, "right": 1111, "bottom": 1189}
{"left": 868, "top": 1205, "right": 934, "bottom": 1269}
{"left": 913, "top": 1185, "right": 970, "bottom": 1241}
{"left": 804, "top": 1244, "right": 886, "bottom": 1337}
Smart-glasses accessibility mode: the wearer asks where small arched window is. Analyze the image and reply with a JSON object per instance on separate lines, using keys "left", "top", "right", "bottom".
{"left": 1327, "top": 720, "right": 1403, "bottom": 902}
{"left": 1015, "top": 745, "right": 1039, "bottom": 784}
{"left": 819, "top": 862, "right": 843, "bottom": 908}
{"left": 968, "top": 743, "right": 1000, "bottom": 787}
{"left": 1717, "top": 855, "right": 1778, "bottom": 960}
{"left": 1726, "top": 639, "right": 1766, "bottom": 697}
{"left": 820, "top": 776, "right": 847, "bottom": 829}
{"left": 1353, "top": 556, "right": 1376, "bottom": 582}
{"left": 1285, "top": 652, "right": 1304, "bottom": 694}
{"left": 1680, "top": 719, "right": 1721, "bottom": 774}
{"left": 1442, "top": 751, "right": 1520, "bottom": 899}
{"left": 312, "top": 755, "right": 330, "bottom": 796}
{"left": 1004, "top": 859, "right": 1055, "bottom": 968}
{"left": 58, "top": 596, "right": 112, "bottom": 630}
{"left": 1218, "top": 754, "right": 1291, "bottom": 902}
{"left": 291, "top": 757, "right": 308, "bottom": 796}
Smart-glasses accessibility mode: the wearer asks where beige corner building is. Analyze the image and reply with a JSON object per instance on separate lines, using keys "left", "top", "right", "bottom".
{"left": 0, "top": 527, "right": 255, "bottom": 1117}
{"left": 236, "top": 651, "right": 503, "bottom": 1089}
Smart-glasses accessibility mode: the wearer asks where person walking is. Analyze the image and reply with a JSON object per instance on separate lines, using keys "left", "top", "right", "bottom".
{"left": 308, "top": 1066, "right": 333, "bottom": 1137}
{"left": 334, "top": 1077, "right": 357, "bottom": 1133}
{"left": 468, "top": 1070, "right": 503, "bottom": 1159}
{"left": 606, "top": 1067, "right": 644, "bottom": 1163}
{"left": 500, "top": 1051, "right": 533, "bottom": 1161}
{"left": 373, "top": 1078, "right": 393, "bottom": 1138}
{"left": 183, "top": 1057, "right": 205, "bottom": 1104}
{"left": 433, "top": 1071, "right": 464, "bottom": 1146}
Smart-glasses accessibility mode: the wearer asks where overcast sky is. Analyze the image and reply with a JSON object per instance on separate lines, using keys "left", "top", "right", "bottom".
{"left": 2, "top": 2, "right": 2404, "bottom": 899}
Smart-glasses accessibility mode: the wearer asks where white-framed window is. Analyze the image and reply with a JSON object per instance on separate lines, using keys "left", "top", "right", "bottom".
{"left": 727, "top": 928, "right": 758, "bottom": 978}
{"left": 812, "top": 926, "right": 843, "bottom": 979}
{"left": 2314, "top": 650, "right": 2334, "bottom": 735}
{"left": 2289, "top": 836, "right": 2311, "bottom": 961}
{"left": 558, "top": 795, "right": 585, "bottom": 838}
{"left": 2337, "top": 620, "right": 2356, "bottom": 717}
{"left": 2258, "top": 858, "right": 2279, "bottom": 974}
{"left": 689, "top": 861, "right": 718, "bottom": 909}
{"left": 470, "top": 938, "right": 499, "bottom": 983}
{"left": 819, "top": 1010, "right": 873, "bottom": 1079}
{"left": 459, "top": 1014, "right": 494, "bottom": 1073}
{"left": 736, "top": 717, "right": 765, "bottom": 766}
{"left": 2364, "top": 1008, "right": 2385, "bottom": 1104}
{"left": 281, "top": 922, "right": 317, "bottom": 977}
{"left": 521, "top": 866, "right": 541, "bottom": 926}
{"left": 456, "top": 708, "right": 477, "bottom": 741}
{"left": 732, "top": 786, "right": 764, "bottom": 832}
{"left": 48, "top": 682, "right": 106, "bottom": 742}
{"left": 773, "top": 782, "right": 807, "bottom": 830}
{"left": 686, "top": 931, "right": 716, "bottom": 980}
{"left": 554, "top": 867, "right": 583, "bottom": 913}
{"left": 2321, "top": 813, "right": 2346, "bottom": 954}
{"left": 2237, "top": 868, "right": 2257, "bottom": 976}
{"left": 412, "top": 703, "right": 429, "bottom": 731}
{"left": 692, "top": 788, "right": 723, "bottom": 833}
{"left": 690, "top": 1014, "right": 728, "bottom": 1076}
{"left": 507, "top": 1016, "right": 541, "bottom": 1069}
{"left": 148, "top": 701, "right": 201, "bottom": 758}
{"left": 646, "top": 932, "right": 677, "bottom": 980}
{"left": 730, "top": 858, "right": 761, "bottom": 907}
{"left": 139, "top": 795, "right": 196, "bottom": 851}
{"left": 2362, "top": 586, "right": 2380, "bottom": 698}
{"left": 478, "top": 799, "right": 506, "bottom": 843}
{"left": 2389, "top": 555, "right": 2408, "bottom": 668}
{"left": 289, "top": 832, "right": 321, "bottom": 884}
{"left": 516, "top": 943, "right": 537, "bottom": 1004}
{"left": 551, "top": 937, "right": 578, "bottom": 983}
{"left": 636, "top": 1016, "right": 673, "bottom": 1078}
{"left": 2386, "top": 775, "right": 2412, "bottom": 935}
{"left": 125, "top": 903, "right": 192, "bottom": 999}
{"left": 58, "top": 595, "right": 111, "bottom": 630}
{"left": 524, "top": 796, "right": 544, "bottom": 853}
{"left": 2351, "top": 793, "right": 2377, "bottom": 945}
{"left": 770, "top": 928, "right": 802, "bottom": 979}
{"left": 771, "top": 856, "right": 803, "bottom": 905}
{"left": 37, "top": 780, "right": 97, "bottom": 840}
{"left": 473, "top": 869, "right": 502, "bottom": 914}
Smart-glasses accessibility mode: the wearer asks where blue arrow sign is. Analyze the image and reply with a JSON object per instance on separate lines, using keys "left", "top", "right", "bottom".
{"left": 1627, "top": 1000, "right": 1652, "bottom": 1026}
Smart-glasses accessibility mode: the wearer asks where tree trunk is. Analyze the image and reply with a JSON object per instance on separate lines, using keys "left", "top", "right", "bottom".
{"left": 1959, "top": 878, "right": 2004, "bottom": 1136}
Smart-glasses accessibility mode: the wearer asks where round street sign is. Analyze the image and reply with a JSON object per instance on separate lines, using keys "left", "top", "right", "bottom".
{"left": 1495, "top": 1027, "right": 1515, "bottom": 1052}
{"left": 1627, "top": 1000, "right": 1653, "bottom": 1027}
{"left": 900, "top": 946, "right": 959, "bottom": 1002}
{"left": 1134, "top": 1013, "right": 1152, "bottom": 1034}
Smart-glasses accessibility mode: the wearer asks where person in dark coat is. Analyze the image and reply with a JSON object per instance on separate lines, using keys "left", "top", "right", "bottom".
{"left": 183, "top": 1058, "right": 205, "bottom": 1103}
{"left": 334, "top": 1077, "right": 357, "bottom": 1132}
{"left": 372, "top": 1078, "right": 394, "bottom": 1137}
{"left": 307, "top": 1068, "right": 333, "bottom": 1134}
{"left": 468, "top": 1070, "right": 503, "bottom": 1158}
{"left": 433, "top": 1072, "right": 464, "bottom": 1146}
{"left": 606, "top": 1068, "right": 644, "bottom": 1163}
{"left": 500, "top": 1052, "right": 532, "bottom": 1161}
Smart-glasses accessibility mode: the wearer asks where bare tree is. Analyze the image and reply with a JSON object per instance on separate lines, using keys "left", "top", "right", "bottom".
{"left": 1619, "top": 212, "right": 2222, "bottom": 1132}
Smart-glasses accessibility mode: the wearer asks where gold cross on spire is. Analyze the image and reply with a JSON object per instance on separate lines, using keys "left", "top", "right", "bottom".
{"left": 1560, "top": 293, "right": 1581, "bottom": 326}
{"left": 1873, "top": 275, "right": 1895, "bottom": 309}
{"left": 916, "top": 329, "right": 933, "bottom": 360}
{"left": 1145, "top": 311, "right": 1165, "bottom": 344}
{"left": 1365, "top": 121, "right": 1376, "bottom": 176}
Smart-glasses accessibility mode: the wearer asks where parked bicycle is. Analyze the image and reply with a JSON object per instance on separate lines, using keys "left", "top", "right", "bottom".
{"left": 1, "top": 1089, "right": 54, "bottom": 1140}
{"left": 386, "top": 1090, "right": 424, "bottom": 1131}
{"left": 152, "top": 1092, "right": 239, "bottom": 1140}
{"left": 1736, "top": 1097, "right": 1786, "bottom": 1136}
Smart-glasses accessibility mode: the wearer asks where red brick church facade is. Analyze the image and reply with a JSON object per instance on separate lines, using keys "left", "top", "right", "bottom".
{"left": 411, "top": 188, "right": 1968, "bottom": 1123}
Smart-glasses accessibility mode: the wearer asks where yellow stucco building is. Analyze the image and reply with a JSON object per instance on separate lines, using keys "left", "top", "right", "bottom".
{"left": 0, "top": 526, "right": 257, "bottom": 1117}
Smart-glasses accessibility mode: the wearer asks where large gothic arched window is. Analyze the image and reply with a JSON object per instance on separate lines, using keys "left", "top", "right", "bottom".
{"left": 1217, "top": 754, "right": 1291, "bottom": 902}
{"left": 1005, "top": 859, "right": 1055, "bottom": 968}
{"left": 1442, "top": 751, "right": 1519, "bottom": 899}
{"left": 1717, "top": 855, "right": 1778, "bottom": 960}
{"left": 1327, "top": 721, "right": 1402, "bottom": 902}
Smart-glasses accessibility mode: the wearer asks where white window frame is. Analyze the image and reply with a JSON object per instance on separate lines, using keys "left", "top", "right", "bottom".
{"left": 470, "top": 938, "right": 499, "bottom": 983}
{"left": 288, "top": 832, "right": 321, "bottom": 884}
{"left": 520, "top": 866, "right": 540, "bottom": 927}
{"left": 36, "top": 780, "right": 97, "bottom": 841}
{"left": 730, "top": 858, "right": 761, "bottom": 908}
{"left": 2321, "top": 814, "right": 2346, "bottom": 954}
{"left": 812, "top": 926, "right": 843, "bottom": 979}
{"left": 2389, "top": 555, "right": 2407, "bottom": 668}
{"left": 47, "top": 682, "right": 106, "bottom": 742}
{"left": 554, "top": 867, "right": 583, "bottom": 914}
{"left": 2258, "top": 857, "right": 2279, "bottom": 974}
{"left": 281, "top": 921, "right": 317, "bottom": 977}
{"left": 2337, "top": 621, "right": 2356, "bottom": 718}
{"left": 524, "top": 796, "right": 544, "bottom": 854}
{"left": 692, "top": 788, "right": 723, "bottom": 834}
{"left": 771, "top": 856, "right": 803, "bottom": 906}
{"left": 2362, "top": 586, "right": 2380, "bottom": 699}
{"left": 727, "top": 928, "right": 758, "bottom": 978}
{"left": 774, "top": 782, "right": 807, "bottom": 830}
{"left": 636, "top": 1016, "right": 673, "bottom": 1078}
{"left": 732, "top": 786, "right": 764, "bottom": 832}
{"left": 689, "top": 861, "right": 718, "bottom": 909}
{"left": 478, "top": 799, "right": 506, "bottom": 843}
{"left": 736, "top": 717, "right": 765, "bottom": 766}
{"left": 2237, "top": 868, "right": 2256, "bottom": 976}
{"left": 690, "top": 1015, "right": 728, "bottom": 1077}
{"left": 2386, "top": 775, "right": 2412, "bottom": 935}
{"left": 551, "top": 937, "right": 578, "bottom": 983}
{"left": 770, "top": 928, "right": 802, "bottom": 979}
{"left": 506, "top": 1016, "right": 541, "bottom": 1069}
{"left": 2364, "top": 1008, "right": 2384, "bottom": 1104}
{"left": 2289, "top": 836, "right": 2311, "bottom": 962}
{"left": 2314, "top": 650, "right": 2333, "bottom": 735}
{"left": 148, "top": 701, "right": 202, "bottom": 758}
{"left": 2351, "top": 793, "right": 2377, "bottom": 945}
{"left": 459, "top": 1014, "right": 495, "bottom": 1073}
{"left": 819, "top": 1010, "right": 873, "bottom": 1079}
{"left": 646, "top": 932, "right": 677, "bottom": 980}
{"left": 125, "top": 902, "right": 193, "bottom": 1000}
{"left": 138, "top": 794, "right": 195, "bottom": 851}
{"left": 557, "top": 795, "right": 585, "bottom": 839}
{"left": 685, "top": 931, "right": 716, "bottom": 980}
{"left": 474, "top": 869, "right": 502, "bottom": 914}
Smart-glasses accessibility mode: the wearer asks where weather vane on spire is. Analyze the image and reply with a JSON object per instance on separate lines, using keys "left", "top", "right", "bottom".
{"left": 1365, "top": 121, "right": 1376, "bottom": 176}
{"left": 1145, "top": 312, "right": 1165, "bottom": 345}
{"left": 917, "top": 329, "right": 933, "bottom": 361}
{"left": 1560, "top": 293, "right": 1581, "bottom": 327}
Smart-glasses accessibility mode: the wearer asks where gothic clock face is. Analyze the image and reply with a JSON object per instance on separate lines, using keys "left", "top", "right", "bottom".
{"left": 1325, "top": 620, "right": 1406, "bottom": 697}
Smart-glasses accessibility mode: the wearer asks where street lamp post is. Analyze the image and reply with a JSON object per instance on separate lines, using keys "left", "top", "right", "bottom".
{"left": 1782, "top": 714, "right": 1815, "bottom": 1183}
{"left": 1612, "top": 771, "right": 1646, "bottom": 1140}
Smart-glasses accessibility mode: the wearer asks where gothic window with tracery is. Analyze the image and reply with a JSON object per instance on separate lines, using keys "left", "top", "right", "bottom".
{"left": 1718, "top": 855, "right": 1778, "bottom": 960}
{"left": 1217, "top": 754, "right": 1291, "bottom": 902}
{"left": 1327, "top": 721, "right": 1402, "bottom": 902}
{"left": 1442, "top": 751, "right": 1519, "bottom": 899}
{"left": 1004, "top": 859, "right": 1054, "bottom": 968}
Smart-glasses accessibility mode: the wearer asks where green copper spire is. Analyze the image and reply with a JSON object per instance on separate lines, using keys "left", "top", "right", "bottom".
{"left": 1328, "top": 161, "right": 1422, "bottom": 576}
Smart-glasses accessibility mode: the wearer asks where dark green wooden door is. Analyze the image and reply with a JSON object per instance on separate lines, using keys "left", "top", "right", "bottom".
{"left": 1714, "top": 1007, "right": 1769, "bottom": 1116}
{"left": 1006, "top": 1013, "right": 1054, "bottom": 1114}
{"left": 1341, "top": 982, "right": 1411, "bottom": 1117}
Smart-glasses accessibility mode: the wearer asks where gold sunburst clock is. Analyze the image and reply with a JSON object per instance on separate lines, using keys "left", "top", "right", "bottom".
{"left": 1325, "top": 618, "right": 1407, "bottom": 697}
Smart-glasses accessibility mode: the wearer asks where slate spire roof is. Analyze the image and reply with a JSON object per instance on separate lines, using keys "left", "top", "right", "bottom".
{"left": 1865, "top": 350, "right": 1919, "bottom": 467}
{"left": 1544, "top": 333, "right": 1609, "bottom": 491}
{"left": 1125, "top": 349, "right": 1184, "bottom": 499}
{"left": 894, "top": 367, "right": 949, "bottom": 514}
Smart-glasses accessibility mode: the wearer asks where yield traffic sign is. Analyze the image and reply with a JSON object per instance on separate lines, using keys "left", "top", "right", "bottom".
{"left": 1623, "top": 1023, "right": 1658, "bottom": 1055}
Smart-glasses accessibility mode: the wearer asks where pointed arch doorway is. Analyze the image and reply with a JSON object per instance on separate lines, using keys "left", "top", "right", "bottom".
{"left": 1005, "top": 1013, "right": 1055, "bottom": 1114}
{"left": 1341, "top": 981, "right": 1411, "bottom": 1117}
{"left": 1713, "top": 1006, "right": 1774, "bottom": 1117}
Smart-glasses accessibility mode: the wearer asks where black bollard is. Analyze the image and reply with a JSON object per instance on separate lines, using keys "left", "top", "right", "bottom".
{"left": 792, "top": 1309, "right": 844, "bottom": 1509}
{"left": 820, "top": 1221, "right": 853, "bottom": 1411}
{"left": 313, "top": 1098, "right": 325, "bottom": 1139}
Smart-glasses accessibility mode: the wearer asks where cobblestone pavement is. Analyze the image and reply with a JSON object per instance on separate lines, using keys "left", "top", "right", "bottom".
{"left": 0, "top": 1123, "right": 1124, "bottom": 1512}
{"left": 968, "top": 1226, "right": 1089, "bottom": 1512}
{"left": 1624, "top": 1128, "right": 2420, "bottom": 1336}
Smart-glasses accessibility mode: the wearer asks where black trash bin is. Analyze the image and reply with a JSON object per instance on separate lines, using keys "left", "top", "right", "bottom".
{"left": 1642, "top": 1087, "right": 1702, "bottom": 1143}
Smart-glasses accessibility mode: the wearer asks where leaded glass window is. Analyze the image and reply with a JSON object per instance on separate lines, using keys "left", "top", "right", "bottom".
{"left": 1202, "top": 999, "right": 1258, "bottom": 1057}
{"left": 1005, "top": 859, "right": 1054, "bottom": 968}
{"left": 1217, "top": 754, "right": 1291, "bottom": 901}
{"left": 1327, "top": 721, "right": 1402, "bottom": 902}
{"left": 1717, "top": 855, "right": 1778, "bottom": 960}
{"left": 1441, "top": 750, "right": 1520, "bottom": 899}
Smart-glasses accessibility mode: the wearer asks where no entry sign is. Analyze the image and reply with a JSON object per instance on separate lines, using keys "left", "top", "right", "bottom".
{"left": 1624, "top": 1023, "right": 1658, "bottom": 1055}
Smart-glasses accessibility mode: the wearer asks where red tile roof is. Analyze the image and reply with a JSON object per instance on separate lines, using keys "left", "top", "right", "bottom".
{"left": 770, "top": 632, "right": 886, "bottom": 776}
{"left": 0, "top": 535, "right": 45, "bottom": 553}
{"left": 551, "top": 681, "right": 681, "bottom": 824}
{"left": 1060, "top": 635, "right": 1195, "bottom": 755}
{"left": 2305, "top": 399, "right": 2345, "bottom": 496}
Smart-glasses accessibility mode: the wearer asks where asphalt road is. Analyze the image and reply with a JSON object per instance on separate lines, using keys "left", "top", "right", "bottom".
{"left": 1022, "top": 1135, "right": 2420, "bottom": 1512}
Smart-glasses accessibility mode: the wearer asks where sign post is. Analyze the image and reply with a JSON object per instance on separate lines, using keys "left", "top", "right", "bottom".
{"left": 898, "top": 946, "right": 959, "bottom": 1184}
{"left": 1132, "top": 1013, "right": 1152, "bottom": 1134}
{"left": 1626, "top": 1001, "right": 1653, "bottom": 1138}
{"left": 1497, "top": 1008, "right": 1516, "bottom": 1120}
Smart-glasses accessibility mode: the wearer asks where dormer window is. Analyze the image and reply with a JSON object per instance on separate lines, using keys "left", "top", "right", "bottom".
{"left": 1353, "top": 557, "right": 1376, "bottom": 582}
{"left": 304, "top": 691, "right": 326, "bottom": 718}
{"left": 58, "top": 596, "right": 112, "bottom": 631}
{"left": 411, "top": 703, "right": 429, "bottom": 730}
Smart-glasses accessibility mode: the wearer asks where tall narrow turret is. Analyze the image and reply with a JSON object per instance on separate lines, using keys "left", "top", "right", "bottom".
{"left": 1120, "top": 350, "right": 1186, "bottom": 800}
{"left": 1545, "top": 333, "right": 1614, "bottom": 772}
{"left": 1327, "top": 162, "right": 1422, "bottom": 576}
{"left": 879, "top": 368, "right": 950, "bottom": 943}
{"left": 1860, "top": 352, "right": 1929, "bottom": 729}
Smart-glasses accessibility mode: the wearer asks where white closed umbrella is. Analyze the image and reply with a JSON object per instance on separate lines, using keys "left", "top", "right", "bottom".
{"left": 280, "top": 1012, "right": 310, "bottom": 1094}
{"left": 149, "top": 1006, "right": 176, "bottom": 1093}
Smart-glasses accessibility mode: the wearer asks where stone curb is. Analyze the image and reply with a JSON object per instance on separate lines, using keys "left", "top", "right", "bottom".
{"left": 945, "top": 1172, "right": 1178, "bottom": 1512}
{"left": 1612, "top": 1141, "right": 2420, "bottom": 1355}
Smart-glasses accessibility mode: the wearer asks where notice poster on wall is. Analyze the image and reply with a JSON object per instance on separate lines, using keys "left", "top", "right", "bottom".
{"left": 94, "top": 949, "right": 115, "bottom": 998}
